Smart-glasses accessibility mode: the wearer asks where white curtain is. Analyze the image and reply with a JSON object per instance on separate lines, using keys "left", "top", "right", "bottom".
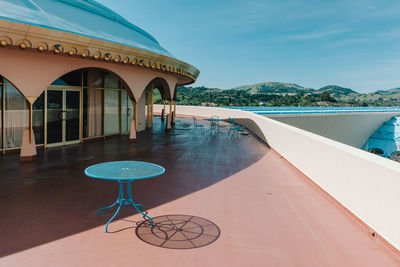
{"left": 87, "top": 88, "right": 103, "bottom": 137}
{"left": 4, "top": 83, "right": 28, "bottom": 148}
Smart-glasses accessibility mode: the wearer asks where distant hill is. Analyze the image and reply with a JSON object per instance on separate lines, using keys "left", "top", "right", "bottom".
{"left": 315, "top": 85, "right": 359, "bottom": 97}
{"left": 374, "top": 88, "right": 400, "bottom": 95}
{"left": 231, "top": 82, "right": 361, "bottom": 97}
{"left": 232, "top": 82, "right": 313, "bottom": 94}
{"left": 168, "top": 82, "right": 400, "bottom": 107}
{"left": 230, "top": 82, "right": 400, "bottom": 101}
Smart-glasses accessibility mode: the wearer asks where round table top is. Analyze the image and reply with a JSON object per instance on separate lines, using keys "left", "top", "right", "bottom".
{"left": 84, "top": 161, "right": 165, "bottom": 181}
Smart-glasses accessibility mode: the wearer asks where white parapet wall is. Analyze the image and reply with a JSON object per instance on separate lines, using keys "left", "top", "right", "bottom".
{"left": 154, "top": 104, "right": 400, "bottom": 251}
{"left": 269, "top": 113, "right": 400, "bottom": 148}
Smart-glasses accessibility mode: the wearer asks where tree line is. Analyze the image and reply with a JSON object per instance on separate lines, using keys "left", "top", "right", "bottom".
{"left": 152, "top": 86, "right": 400, "bottom": 107}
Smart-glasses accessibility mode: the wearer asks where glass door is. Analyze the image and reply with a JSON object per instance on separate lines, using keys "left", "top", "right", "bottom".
{"left": 120, "top": 91, "right": 135, "bottom": 134}
{"left": 46, "top": 90, "right": 63, "bottom": 145}
{"left": 121, "top": 91, "right": 135, "bottom": 134}
{"left": 46, "top": 88, "right": 81, "bottom": 147}
{"left": 65, "top": 91, "right": 80, "bottom": 142}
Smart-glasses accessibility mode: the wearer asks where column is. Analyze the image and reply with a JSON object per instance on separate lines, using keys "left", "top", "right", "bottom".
{"left": 161, "top": 99, "right": 165, "bottom": 120}
{"left": 150, "top": 85, "right": 154, "bottom": 126}
{"left": 166, "top": 99, "right": 172, "bottom": 131}
{"left": 20, "top": 98, "right": 37, "bottom": 161}
{"left": 146, "top": 86, "right": 150, "bottom": 128}
{"left": 172, "top": 99, "right": 176, "bottom": 125}
{"left": 130, "top": 99, "right": 137, "bottom": 142}
{"left": 146, "top": 84, "right": 154, "bottom": 128}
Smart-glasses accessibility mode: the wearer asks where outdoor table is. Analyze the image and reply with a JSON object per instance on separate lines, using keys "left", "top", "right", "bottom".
{"left": 85, "top": 161, "right": 165, "bottom": 232}
{"left": 205, "top": 118, "right": 227, "bottom": 134}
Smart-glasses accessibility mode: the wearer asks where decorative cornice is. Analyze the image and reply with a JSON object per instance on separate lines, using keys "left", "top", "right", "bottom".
{"left": 0, "top": 20, "right": 199, "bottom": 85}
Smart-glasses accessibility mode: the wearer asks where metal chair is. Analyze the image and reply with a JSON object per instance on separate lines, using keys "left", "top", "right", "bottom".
{"left": 227, "top": 118, "right": 237, "bottom": 135}
{"left": 192, "top": 117, "right": 205, "bottom": 134}
{"left": 227, "top": 118, "right": 245, "bottom": 137}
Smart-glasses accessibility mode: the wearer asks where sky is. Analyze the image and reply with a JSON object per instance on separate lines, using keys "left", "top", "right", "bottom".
{"left": 97, "top": 0, "right": 400, "bottom": 93}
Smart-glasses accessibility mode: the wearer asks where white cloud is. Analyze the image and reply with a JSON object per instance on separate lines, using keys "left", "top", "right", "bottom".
{"left": 280, "top": 28, "right": 349, "bottom": 41}
{"left": 331, "top": 27, "right": 400, "bottom": 47}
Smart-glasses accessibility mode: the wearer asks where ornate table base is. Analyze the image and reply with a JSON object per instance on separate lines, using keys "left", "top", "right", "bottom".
{"left": 98, "top": 180, "right": 154, "bottom": 232}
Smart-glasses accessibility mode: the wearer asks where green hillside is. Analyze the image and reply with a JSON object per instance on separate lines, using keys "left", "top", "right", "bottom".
{"left": 315, "top": 85, "right": 359, "bottom": 98}
{"left": 154, "top": 82, "right": 400, "bottom": 107}
{"left": 232, "top": 82, "right": 313, "bottom": 94}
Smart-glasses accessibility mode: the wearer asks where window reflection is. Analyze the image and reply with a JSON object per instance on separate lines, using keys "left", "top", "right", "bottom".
{"left": 52, "top": 70, "right": 81, "bottom": 86}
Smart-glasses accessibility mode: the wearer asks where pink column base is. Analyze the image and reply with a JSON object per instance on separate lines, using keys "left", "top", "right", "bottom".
{"left": 20, "top": 128, "right": 37, "bottom": 162}
{"left": 165, "top": 114, "right": 171, "bottom": 131}
{"left": 129, "top": 120, "right": 137, "bottom": 143}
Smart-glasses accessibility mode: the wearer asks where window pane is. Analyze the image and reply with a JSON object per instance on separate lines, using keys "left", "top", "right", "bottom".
{"left": 52, "top": 70, "right": 81, "bottom": 86}
{"left": 33, "top": 92, "right": 44, "bottom": 145}
{"left": 121, "top": 91, "right": 128, "bottom": 133}
{"left": 104, "top": 73, "right": 119, "bottom": 89}
{"left": 46, "top": 90, "right": 63, "bottom": 144}
{"left": 85, "top": 70, "right": 103, "bottom": 88}
{"left": 65, "top": 91, "right": 80, "bottom": 141}
{"left": 104, "top": 89, "right": 120, "bottom": 135}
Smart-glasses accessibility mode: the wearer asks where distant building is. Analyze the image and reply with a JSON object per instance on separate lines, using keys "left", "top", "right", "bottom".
{"left": 201, "top": 102, "right": 218, "bottom": 107}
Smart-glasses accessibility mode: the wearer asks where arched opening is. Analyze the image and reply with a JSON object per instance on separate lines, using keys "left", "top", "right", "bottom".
{"left": 42, "top": 68, "right": 135, "bottom": 147}
{"left": 143, "top": 78, "right": 172, "bottom": 128}
{"left": 0, "top": 69, "right": 175, "bottom": 153}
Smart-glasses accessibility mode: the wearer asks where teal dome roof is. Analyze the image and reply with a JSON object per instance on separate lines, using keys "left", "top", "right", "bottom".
{"left": 0, "top": 0, "right": 172, "bottom": 57}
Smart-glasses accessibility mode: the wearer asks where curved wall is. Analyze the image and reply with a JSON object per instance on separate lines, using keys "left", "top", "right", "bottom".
{"left": 154, "top": 104, "right": 400, "bottom": 251}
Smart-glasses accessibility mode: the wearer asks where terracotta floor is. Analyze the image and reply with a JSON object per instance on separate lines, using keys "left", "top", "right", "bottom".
{"left": 0, "top": 117, "right": 398, "bottom": 267}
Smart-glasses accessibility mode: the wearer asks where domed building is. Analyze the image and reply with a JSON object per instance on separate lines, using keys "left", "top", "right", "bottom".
{"left": 0, "top": 0, "right": 198, "bottom": 161}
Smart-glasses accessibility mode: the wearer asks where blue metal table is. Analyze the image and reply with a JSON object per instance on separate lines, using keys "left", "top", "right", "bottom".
{"left": 85, "top": 161, "right": 165, "bottom": 232}
{"left": 204, "top": 118, "right": 226, "bottom": 134}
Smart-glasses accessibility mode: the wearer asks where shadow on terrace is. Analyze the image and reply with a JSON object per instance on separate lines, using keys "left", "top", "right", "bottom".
{"left": 0, "top": 116, "right": 267, "bottom": 257}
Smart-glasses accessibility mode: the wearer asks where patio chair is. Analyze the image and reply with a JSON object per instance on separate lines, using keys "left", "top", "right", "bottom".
{"left": 192, "top": 117, "right": 205, "bottom": 134}
{"left": 227, "top": 118, "right": 238, "bottom": 135}
{"left": 228, "top": 120, "right": 245, "bottom": 137}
